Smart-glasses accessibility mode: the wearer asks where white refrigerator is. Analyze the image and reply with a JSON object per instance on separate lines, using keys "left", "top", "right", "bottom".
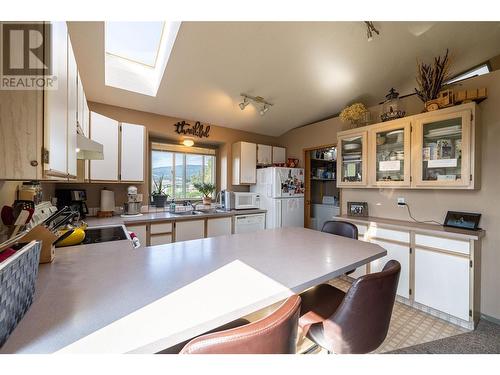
{"left": 250, "top": 167, "right": 305, "bottom": 229}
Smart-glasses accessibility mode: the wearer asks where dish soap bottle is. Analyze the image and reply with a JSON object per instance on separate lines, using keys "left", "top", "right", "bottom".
{"left": 169, "top": 199, "right": 176, "bottom": 213}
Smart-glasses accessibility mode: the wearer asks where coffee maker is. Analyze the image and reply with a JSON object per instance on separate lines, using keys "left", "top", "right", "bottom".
{"left": 55, "top": 189, "right": 89, "bottom": 218}
{"left": 122, "top": 186, "right": 143, "bottom": 216}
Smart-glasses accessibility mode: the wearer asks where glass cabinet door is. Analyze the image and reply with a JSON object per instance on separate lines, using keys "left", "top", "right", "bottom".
{"left": 413, "top": 110, "right": 471, "bottom": 187}
{"left": 370, "top": 121, "right": 411, "bottom": 187}
{"left": 337, "top": 132, "right": 367, "bottom": 186}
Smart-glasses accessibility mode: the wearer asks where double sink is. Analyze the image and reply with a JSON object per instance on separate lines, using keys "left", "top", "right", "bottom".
{"left": 173, "top": 208, "right": 227, "bottom": 216}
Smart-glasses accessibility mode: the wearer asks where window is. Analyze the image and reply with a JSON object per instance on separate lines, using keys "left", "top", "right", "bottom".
{"left": 151, "top": 143, "right": 216, "bottom": 200}
{"left": 445, "top": 63, "right": 490, "bottom": 84}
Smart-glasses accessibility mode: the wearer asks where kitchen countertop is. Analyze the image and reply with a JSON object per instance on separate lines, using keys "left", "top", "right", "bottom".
{"left": 1, "top": 227, "right": 386, "bottom": 354}
{"left": 335, "top": 215, "right": 485, "bottom": 240}
{"left": 84, "top": 208, "right": 267, "bottom": 226}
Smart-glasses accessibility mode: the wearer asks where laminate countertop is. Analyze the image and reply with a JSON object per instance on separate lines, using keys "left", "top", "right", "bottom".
{"left": 1, "top": 227, "right": 386, "bottom": 354}
{"left": 84, "top": 208, "right": 267, "bottom": 226}
{"left": 334, "top": 215, "right": 485, "bottom": 240}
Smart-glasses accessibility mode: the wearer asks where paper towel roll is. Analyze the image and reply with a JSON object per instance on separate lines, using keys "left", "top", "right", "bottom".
{"left": 100, "top": 189, "right": 115, "bottom": 212}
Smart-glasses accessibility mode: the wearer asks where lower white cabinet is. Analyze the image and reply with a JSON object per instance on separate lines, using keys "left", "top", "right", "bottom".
{"left": 414, "top": 248, "right": 470, "bottom": 321}
{"left": 207, "top": 217, "right": 232, "bottom": 237}
{"left": 175, "top": 220, "right": 205, "bottom": 242}
{"left": 370, "top": 239, "right": 410, "bottom": 299}
{"left": 126, "top": 224, "right": 147, "bottom": 248}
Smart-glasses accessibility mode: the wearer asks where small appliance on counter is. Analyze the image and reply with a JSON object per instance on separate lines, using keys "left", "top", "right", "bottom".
{"left": 220, "top": 191, "right": 260, "bottom": 210}
{"left": 55, "top": 189, "right": 89, "bottom": 218}
{"left": 17, "top": 181, "right": 43, "bottom": 205}
{"left": 121, "top": 186, "right": 143, "bottom": 217}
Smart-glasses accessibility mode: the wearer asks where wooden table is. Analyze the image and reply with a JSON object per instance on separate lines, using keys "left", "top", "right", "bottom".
{"left": 1, "top": 227, "right": 386, "bottom": 353}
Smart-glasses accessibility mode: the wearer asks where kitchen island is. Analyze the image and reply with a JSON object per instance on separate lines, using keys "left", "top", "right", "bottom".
{"left": 0, "top": 227, "right": 386, "bottom": 354}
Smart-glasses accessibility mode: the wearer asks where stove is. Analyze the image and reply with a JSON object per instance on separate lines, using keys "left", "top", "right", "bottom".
{"left": 82, "top": 225, "right": 130, "bottom": 245}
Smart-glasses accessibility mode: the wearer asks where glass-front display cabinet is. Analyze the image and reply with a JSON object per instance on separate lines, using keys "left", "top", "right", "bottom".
{"left": 412, "top": 110, "right": 471, "bottom": 188}
{"left": 369, "top": 120, "right": 411, "bottom": 187}
{"left": 337, "top": 131, "right": 367, "bottom": 187}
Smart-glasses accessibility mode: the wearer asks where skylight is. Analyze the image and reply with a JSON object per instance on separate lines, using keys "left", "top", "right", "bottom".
{"left": 104, "top": 21, "right": 181, "bottom": 97}
{"left": 106, "top": 22, "right": 164, "bottom": 67}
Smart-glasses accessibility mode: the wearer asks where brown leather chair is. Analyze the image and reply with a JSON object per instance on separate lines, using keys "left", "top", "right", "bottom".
{"left": 299, "top": 260, "right": 400, "bottom": 354}
{"left": 321, "top": 221, "right": 358, "bottom": 239}
{"left": 179, "top": 295, "right": 301, "bottom": 354}
{"left": 321, "top": 221, "right": 358, "bottom": 275}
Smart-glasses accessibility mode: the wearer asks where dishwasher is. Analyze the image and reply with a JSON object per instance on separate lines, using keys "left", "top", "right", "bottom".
{"left": 234, "top": 213, "right": 266, "bottom": 234}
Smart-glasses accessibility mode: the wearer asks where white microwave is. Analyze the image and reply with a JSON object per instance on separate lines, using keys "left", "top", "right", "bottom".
{"left": 223, "top": 191, "right": 260, "bottom": 210}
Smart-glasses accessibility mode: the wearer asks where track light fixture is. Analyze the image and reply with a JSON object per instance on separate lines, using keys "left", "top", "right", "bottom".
{"left": 239, "top": 94, "right": 273, "bottom": 116}
{"left": 364, "top": 21, "right": 380, "bottom": 42}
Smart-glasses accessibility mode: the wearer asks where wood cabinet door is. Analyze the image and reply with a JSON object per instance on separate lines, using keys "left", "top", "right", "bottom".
{"left": 257, "top": 144, "right": 272, "bottom": 165}
{"left": 44, "top": 21, "right": 68, "bottom": 177}
{"left": 412, "top": 109, "right": 472, "bottom": 188}
{"left": 66, "top": 36, "right": 78, "bottom": 178}
{"left": 337, "top": 131, "right": 368, "bottom": 187}
{"left": 207, "top": 217, "right": 232, "bottom": 237}
{"left": 368, "top": 120, "right": 411, "bottom": 187}
{"left": 414, "top": 248, "right": 470, "bottom": 321}
{"left": 121, "top": 123, "right": 145, "bottom": 182}
{"left": 272, "top": 146, "right": 286, "bottom": 164}
{"left": 175, "top": 220, "right": 205, "bottom": 242}
{"left": 90, "top": 112, "right": 119, "bottom": 181}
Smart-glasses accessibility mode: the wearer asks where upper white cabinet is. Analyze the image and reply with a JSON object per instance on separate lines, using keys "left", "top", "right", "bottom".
{"left": 272, "top": 146, "right": 286, "bottom": 164}
{"left": 120, "top": 123, "right": 146, "bottom": 182}
{"left": 43, "top": 21, "right": 69, "bottom": 178}
{"left": 232, "top": 141, "right": 257, "bottom": 185}
{"left": 90, "top": 112, "right": 119, "bottom": 181}
{"left": 89, "top": 112, "right": 146, "bottom": 183}
{"left": 257, "top": 144, "right": 272, "bottom": 166}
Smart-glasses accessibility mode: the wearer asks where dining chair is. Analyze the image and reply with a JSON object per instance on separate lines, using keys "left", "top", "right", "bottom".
{"left": 178, "top": 295, "right": 302, "bottom": 354}
{"left": 299, "top": 260, "right": 401, "bottom": 354}
{"left": 321, "top": 220, "right": 359, "bottom": 275}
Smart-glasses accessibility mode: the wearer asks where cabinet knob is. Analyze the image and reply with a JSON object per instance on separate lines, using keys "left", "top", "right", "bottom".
{"left": 30, "top": 160, "right": 38, "bottom": 167}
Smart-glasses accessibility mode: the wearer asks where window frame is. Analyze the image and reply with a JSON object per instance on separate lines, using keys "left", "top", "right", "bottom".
{"left": 150, "top": 142, "right": 216, "bottom": 201}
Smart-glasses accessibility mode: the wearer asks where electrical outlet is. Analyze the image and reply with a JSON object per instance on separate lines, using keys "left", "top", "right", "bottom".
{"left": 397, "top": 197, "right": 406, "bottom": 206}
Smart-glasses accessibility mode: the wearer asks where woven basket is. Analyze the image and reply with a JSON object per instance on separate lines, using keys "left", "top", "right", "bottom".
{"left": 0, "top": 240, "right": 41, "bottom": 347}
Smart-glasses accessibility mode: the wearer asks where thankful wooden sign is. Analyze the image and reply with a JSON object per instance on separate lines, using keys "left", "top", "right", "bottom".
{"left": 173, "top": 120, "right": 210, "bottom": 138}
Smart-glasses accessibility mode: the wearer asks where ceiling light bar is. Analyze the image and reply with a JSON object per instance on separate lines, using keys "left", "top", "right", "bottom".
{"left": 239, "top": 93, "right": 274, "bottom": 115}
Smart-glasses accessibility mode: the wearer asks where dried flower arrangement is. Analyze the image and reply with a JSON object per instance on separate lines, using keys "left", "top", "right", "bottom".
{"left": 339, "top": 103, "right": 368, "bottom": 123}
{"left": 415, "top": 49, "right": 452, "bottom": 103}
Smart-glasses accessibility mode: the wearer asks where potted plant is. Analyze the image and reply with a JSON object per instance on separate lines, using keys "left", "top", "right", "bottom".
{"left": 193, "top": 182, "right": 216, "bottom": 205}
{"left": 151, "top": 175, "right": 169, "bottom": 207}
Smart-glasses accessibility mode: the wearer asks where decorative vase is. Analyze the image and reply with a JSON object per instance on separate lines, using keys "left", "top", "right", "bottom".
{"left": 152, "top": 194, "right": 168, "bottom": 207}
{"left": 203, "top": 197, "right": 212, "bottom": 205}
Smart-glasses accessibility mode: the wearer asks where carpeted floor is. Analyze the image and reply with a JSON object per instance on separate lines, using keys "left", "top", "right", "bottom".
{"left": 387, "top": 319, "right": 500, "bottom": 354}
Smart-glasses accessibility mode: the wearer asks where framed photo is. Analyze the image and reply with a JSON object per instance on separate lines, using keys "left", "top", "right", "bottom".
{"left": 347, "top": 202, "right": 369, "bottom": 217}
{"left": 444, "top": 211, "right": 481, "bottom": 230}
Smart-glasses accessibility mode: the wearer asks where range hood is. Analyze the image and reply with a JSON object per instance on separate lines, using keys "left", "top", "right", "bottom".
{"left": 76, "top": 133, "right": 104, "bottom": 160}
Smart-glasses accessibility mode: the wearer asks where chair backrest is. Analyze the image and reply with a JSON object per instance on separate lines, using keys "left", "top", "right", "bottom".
{"left": 321, "top": 221, "right": 358, "bottom": 239}
{"left": 324, "top": 260, "right": 401, "bottom": 354}
{"left": 180, "top": 295, "right": 301, "bottom": 354}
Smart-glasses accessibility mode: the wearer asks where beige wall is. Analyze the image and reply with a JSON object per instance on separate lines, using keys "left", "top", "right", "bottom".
{"left": 48, "top": 102, "right": 281, "bottom": 208}
{"left": 280, "top": 70, "right": 500, "bottom": 320}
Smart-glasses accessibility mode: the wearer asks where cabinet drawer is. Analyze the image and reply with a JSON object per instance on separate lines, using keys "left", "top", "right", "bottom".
{"left": 150, "top": 233, "right": 172, "bottom": 246}
{"left": 367, "top": 227, "right": 409, "bottom": 243}
{"left": 150, "top": 222, "right": 173, "bottom": 234}
{"left": 415, "top": 233, "right": 470, "bottom": 255}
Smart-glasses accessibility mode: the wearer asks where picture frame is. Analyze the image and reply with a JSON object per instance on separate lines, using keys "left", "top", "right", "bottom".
{"left": 444, "top": 211, "right": 481, "bottom": 230}
{"left": 347, "top": 201, "right": 369, "bottom": 217}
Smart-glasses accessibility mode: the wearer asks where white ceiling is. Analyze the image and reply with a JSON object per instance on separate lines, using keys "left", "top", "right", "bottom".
{"left": 68, "top": 21, "right": 500, "bottom": 136}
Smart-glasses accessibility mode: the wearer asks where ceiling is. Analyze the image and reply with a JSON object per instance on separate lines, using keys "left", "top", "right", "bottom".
{"left": 68, "top": 21, "right": 500, "bottom": 137}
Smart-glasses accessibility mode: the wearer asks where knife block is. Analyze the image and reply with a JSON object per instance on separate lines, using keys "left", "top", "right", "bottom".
{"left": 21, "top": 225, "right": 58, "bottom": 264}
